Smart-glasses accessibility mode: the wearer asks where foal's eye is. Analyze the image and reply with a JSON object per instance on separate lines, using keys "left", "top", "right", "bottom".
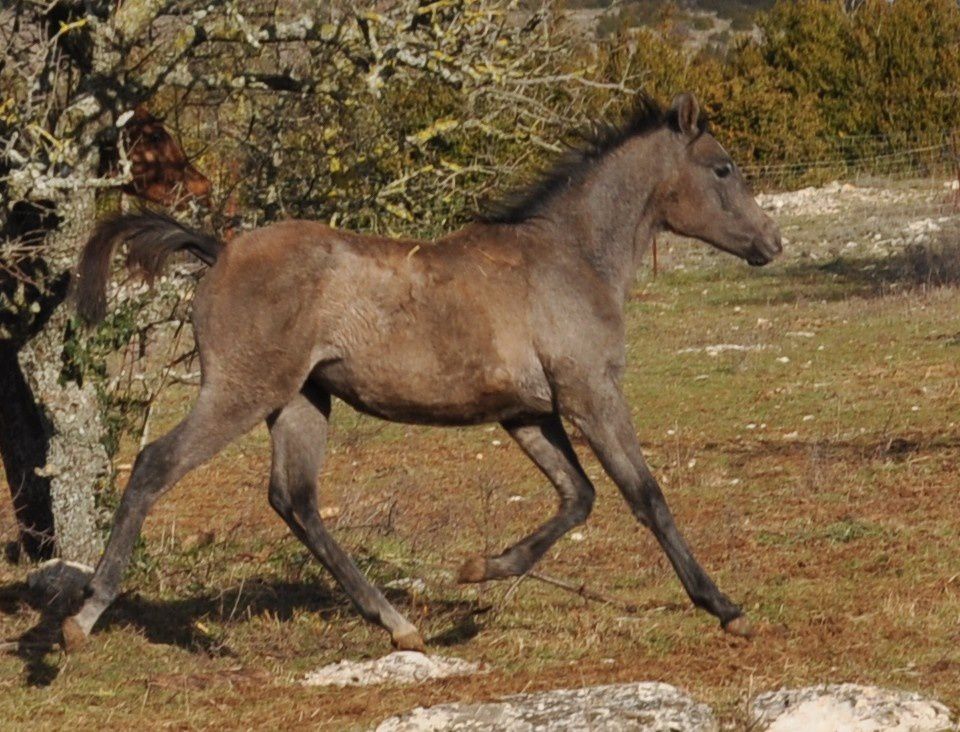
{"left": 714, "top": 162, "right": 733, "bottom": 179}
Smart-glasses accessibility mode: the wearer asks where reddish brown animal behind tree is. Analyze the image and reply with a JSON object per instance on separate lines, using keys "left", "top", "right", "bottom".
{"left": 67, "top": 93, "right": 782, "bottom": 656}
{"left": 118, "top": 106, "right": 244, "bottom": 239}
{"left": 118, "top": 106, "right": 212, "bottom": 209}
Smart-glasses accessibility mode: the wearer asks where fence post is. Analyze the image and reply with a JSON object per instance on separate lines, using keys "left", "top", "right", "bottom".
{"left": 950, "top": 129, "right": 960, "bottom": 211}
{"left": 651, "top": 235, "right": 658, "bottom": 278}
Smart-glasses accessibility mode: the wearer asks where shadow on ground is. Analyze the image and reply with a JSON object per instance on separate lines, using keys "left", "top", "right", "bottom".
{"left": 0, "top": 575, "right": 479, "bottom": 688}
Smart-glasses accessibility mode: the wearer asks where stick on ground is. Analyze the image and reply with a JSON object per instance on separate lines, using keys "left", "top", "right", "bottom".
{"left": 527, "top": 571, "right": 638, "bottom": 613}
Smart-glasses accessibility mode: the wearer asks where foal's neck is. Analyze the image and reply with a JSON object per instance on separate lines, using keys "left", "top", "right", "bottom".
{"left": 541, "top": 133, "right": 666, "bottom": 304}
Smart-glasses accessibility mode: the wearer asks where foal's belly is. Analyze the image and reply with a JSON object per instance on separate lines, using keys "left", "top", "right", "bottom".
{"left": 311, "top": 351, "right": 552, "bottom": 426}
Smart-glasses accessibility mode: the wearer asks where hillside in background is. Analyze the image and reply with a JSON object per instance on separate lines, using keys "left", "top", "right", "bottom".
{"left": 565, "top": 0, "right": 775, "bottom": 26}
{"left": 562, "top": 0, "right": 776, "bottom": 45}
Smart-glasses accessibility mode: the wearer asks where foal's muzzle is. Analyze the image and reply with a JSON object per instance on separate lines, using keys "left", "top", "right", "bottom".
{"left": 747, "top": 228, "right": 783, "bottom": 267}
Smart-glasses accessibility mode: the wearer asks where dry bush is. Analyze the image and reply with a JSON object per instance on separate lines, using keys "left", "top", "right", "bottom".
{"left": 900, "top": 234, "right": 960, "bottom": 288}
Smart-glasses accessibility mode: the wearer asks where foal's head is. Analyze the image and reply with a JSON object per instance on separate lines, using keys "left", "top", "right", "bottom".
{"left": 655, "top": 93, "right": 781, "bottom": 267}
{"left": 121, "top": 106, "right": 212, "bottom": 209}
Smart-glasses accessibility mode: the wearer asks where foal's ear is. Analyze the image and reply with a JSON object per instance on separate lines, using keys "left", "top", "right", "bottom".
{"left": 669, "top": 93, "right": 701, "bottom": 138}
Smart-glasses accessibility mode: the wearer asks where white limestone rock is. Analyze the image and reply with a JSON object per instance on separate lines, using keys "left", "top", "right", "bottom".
{"left": 751, "top": 684, "right": 955, "bottom": 732}
{"left": 376, "top": 681, "right": 717, "bottom": 731}
{"left": 302, "top": 651, "right": 481, "bottom": 688}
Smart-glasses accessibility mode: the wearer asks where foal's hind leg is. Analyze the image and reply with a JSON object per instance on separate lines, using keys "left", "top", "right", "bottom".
{"left": 267, "top": 386, "right": 424, "bottom": 651}
{"left": 62, "top": 387, "right": 267, "bottom": 651}
{"left": 458, "top": 414, "right": 595, "bottom": 583}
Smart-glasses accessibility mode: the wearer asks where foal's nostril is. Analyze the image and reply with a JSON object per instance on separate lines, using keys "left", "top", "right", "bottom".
{"left": 761, "top": 223, "right": 783, "bottom": 257}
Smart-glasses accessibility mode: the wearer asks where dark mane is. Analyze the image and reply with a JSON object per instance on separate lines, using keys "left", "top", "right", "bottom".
{"left": 477, "top": 94, "right": 706, "bottom": 225}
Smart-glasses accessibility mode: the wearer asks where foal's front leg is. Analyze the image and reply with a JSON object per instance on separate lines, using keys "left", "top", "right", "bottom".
{"left": 562, "top": 381, "right": 752, "bottom": 637}
{"left": 458, "top": 414, "right": 595, "bottom": 583}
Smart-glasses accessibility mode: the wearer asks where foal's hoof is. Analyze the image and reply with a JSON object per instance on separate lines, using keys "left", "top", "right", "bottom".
{"left": 457, "top": 555, "right": 488, "bottom": 584}
{"left": 61, "top": 617, "right": 88, "bottom": 653}
{"left": 392, "top": 630, "right": 426, "bottom": 653}
{"left": 723, "top": 615, "right": 755, "bottom": 639}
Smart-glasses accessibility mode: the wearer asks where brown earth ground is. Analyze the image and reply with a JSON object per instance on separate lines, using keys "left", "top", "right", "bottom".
{"left": 2, "top": 200, "right": 960, "bottom": 729}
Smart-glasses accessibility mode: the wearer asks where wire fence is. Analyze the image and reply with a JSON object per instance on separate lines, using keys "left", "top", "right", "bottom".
{"left": 653, "top": 130, "right": 960, "bottom": 277}
{"left": 743, "top": 132, "right": 960, "bottom": 249}
{"left": 741, "top": 130, "right": 960, "bottom": 193}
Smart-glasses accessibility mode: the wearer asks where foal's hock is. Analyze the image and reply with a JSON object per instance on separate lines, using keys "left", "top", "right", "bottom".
{"left": 64, "top": 93, "right": 781, "bottom": 654}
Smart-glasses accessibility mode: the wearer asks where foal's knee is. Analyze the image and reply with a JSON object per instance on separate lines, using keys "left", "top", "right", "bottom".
{"left": 271, "top": 479, "right": 318, "bottom": 528}
{"left": 268, "top": 482, "right": 294, "bottom": 520}
{"left": 567, "top": 483, "right": 595, "bottom": 526}
{"left": 625, "top": 475, "right": 671, "bottom": 529}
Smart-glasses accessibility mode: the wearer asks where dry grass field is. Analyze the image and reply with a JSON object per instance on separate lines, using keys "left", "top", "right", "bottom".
{"left": 2, "top": 180, "right": 959, "bottom": 730}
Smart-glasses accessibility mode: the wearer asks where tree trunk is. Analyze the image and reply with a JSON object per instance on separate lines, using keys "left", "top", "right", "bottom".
{"left": 1, "top": 156, "right": 112, "bottom": 565}
{"left": 1, "top": 267, "right": 110, "bottom": 567}
{"left": 16, "top": 319, "right": 110, "bottom": 567}
{"left": 0, "top": 4, "right": 173, "bottom": 564}
{"left": 0, "top": 343, "right": 56, "bottom": 559}
{"left": 21, "top": 180, "right": 110, "bottom": 565}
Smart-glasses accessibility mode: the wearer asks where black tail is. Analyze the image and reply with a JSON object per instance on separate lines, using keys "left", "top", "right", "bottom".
{"left": 75, "top": 208, "right": 223, "bottom": 324}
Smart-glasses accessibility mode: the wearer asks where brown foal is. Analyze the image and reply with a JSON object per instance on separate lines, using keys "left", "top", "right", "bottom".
{"left": 67, "top": 93, "right": 781, "bottom": 653}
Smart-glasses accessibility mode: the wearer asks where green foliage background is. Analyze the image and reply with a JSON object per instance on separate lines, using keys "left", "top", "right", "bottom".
{"left": 726, "top": 0, "right": 960, "bottom": 149}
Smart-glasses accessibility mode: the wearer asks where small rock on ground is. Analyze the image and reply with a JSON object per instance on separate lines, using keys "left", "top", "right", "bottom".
{"left": 376, "top": 682, "right": 717, "bottom": 731}
{"left": 302, "top": 651, "right": 481, "bottom": 688}
{"left": 384, "top": 577, "right": 427, "bottom": 593}
{"left": 751, "top": 684, "right": 955, "bottom": 732}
